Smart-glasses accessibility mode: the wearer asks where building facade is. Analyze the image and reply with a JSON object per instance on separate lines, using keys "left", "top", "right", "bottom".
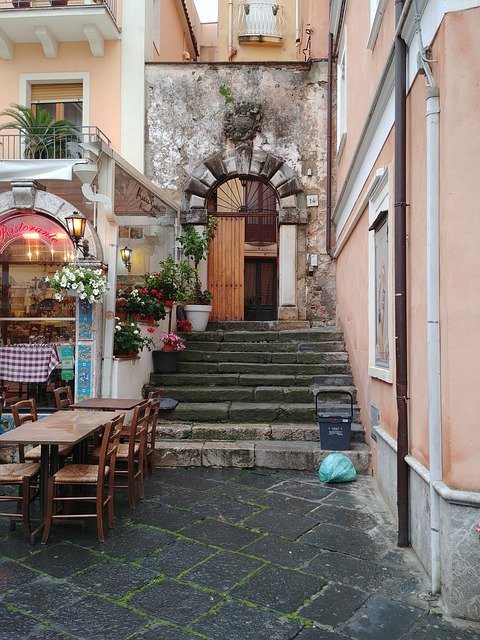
{"left": 330, "top": 0, "right": 480, "bottom": 621}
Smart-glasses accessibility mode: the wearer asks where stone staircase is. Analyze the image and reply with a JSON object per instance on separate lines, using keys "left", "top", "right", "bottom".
{"left": 145, "top": 325, "right": 370, "bottom": 472}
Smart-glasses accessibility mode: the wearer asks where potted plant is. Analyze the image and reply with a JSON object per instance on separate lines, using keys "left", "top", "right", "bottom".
{"left": 46, "top": 265, "right": 109, "bottom": 303}
{"left": 113, "top": 321, "right": 153, "bottom": 357}
{"left": 145, "top": 256, "right": 196, "bottom": 332}
{"left": 152, "top": 332, "right": 185, "bottom": 374}
{"left": 122, "top": 286, "right": 166, "bottom": 324}
{"left": 176, "top": 217, "right": 217, "bottom": 332}
{"left": 0, "top": 104, "right": 79, "bottom": 159}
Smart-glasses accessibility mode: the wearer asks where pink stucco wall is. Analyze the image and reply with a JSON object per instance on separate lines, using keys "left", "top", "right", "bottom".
{"left": 0, "top": 41, "right": 122, "bottom": 152}
{"left": 335, "top": 8, "right": 480, "bottom": 492}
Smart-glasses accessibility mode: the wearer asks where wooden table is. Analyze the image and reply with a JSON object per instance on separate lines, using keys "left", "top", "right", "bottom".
{"left": 70, "top": 398, "right": 145, "bottom": 411}
{"left": 0, "top": 410, "right": 123, "bottom": 541}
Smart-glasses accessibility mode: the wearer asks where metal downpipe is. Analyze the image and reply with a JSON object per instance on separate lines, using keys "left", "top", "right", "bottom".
{"left": 326, "top": 31, "right": 334, "bottom": 257}
{"left": 394, "top": 0, "right": 410, "bottom": 547}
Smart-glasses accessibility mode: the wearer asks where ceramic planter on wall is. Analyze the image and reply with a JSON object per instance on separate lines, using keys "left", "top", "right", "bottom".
{"left": 185, "top": 304, "right": 212, "bottom": 332}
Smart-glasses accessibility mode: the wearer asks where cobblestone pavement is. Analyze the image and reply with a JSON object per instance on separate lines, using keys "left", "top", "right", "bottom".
{"left": 1, "top": 468, "right": 480, "bottom": 639}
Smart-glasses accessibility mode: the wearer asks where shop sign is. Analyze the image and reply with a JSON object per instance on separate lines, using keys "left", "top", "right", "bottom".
{"left": 114, "top": 165, "right": 166, "bottom": 216}
{"left": 0, "top": 220, "right": 62, "bottom": 245}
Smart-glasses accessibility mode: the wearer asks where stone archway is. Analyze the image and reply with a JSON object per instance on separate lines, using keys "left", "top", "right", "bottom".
{"left": 181, "top": 145, "right": 307, "bottom": 321}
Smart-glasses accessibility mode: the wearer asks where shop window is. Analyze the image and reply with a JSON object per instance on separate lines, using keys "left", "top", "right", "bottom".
{"left": 0, "top": 211, "right": 76, "bottom": 347}
{"left": 368, "top": 169, "right": 392, "bottom": 382}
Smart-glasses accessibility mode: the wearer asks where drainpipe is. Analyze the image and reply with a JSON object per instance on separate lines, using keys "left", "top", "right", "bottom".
{"left": 295, "top": 0, "right": 300, "bottom": 51}
{"left": 326, "top": 30, "right": 334, "bottom": 257}
{"left": 228, "top": 0, "right": 235, "bottom": 61}
{"left": 426, "top": 84, "right": 441, "bottom": 594}
{"left": 394, "top": 0, "right": 409, "bottom": 547}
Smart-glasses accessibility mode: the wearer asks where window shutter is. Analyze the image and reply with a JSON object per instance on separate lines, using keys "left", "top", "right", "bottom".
{"left": 31, "top": 84, "right": 83, "bottom": 102}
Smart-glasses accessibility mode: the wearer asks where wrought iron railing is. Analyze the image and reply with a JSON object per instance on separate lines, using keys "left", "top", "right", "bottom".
{"left": 237, "top": 2, "right": 285, "bottom": 39}
{"left": 0, "top": 126, "right": 110, "bottom": 160}
{"left": 0, "top": 0, "right": 117, "bottom": 22}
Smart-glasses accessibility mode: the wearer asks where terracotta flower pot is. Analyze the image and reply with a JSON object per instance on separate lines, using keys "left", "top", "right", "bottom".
{"left": 162, "top": 344, "right": 175, "bottom": 352}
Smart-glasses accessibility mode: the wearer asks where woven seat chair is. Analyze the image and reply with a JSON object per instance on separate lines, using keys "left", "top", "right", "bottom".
{"left": 11, "top": 399, "right": 72, "bottom": 462}
{"left": 96, "top": 401, "right": 150, "bottom": 510}
{"left": 145, "top": 390, "right": 163, "bottom": 475}
{"left": 0, "top": 457, "right": 40, "bottom": 543}
{"left": 41, "top": 413, "right": 124, "bottom": 544}
{"left": 53, "top": 386, "right": 73, "bottom": 411}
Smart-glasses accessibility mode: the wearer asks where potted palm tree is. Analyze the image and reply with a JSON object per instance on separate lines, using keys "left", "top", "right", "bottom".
{"left": 176, "top": 217, "right": 217, "bottom": 332}
{"left": 0, "top": 104, "right": 79, "bottom": 159}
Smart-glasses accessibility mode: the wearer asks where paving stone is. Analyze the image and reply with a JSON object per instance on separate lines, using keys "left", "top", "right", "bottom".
{"left": 131, "top": 624, "right": 203, "bottom": 640}
{"left": 28, "top": 625, "right": 76, "bottom": 640}
{"left": 256, "top": 491, "right": 325, "bottom": 515}
{"left": 152, "top": 484, "right": 203, "bottom": 509}
{"left": 204, "top": 481, "right": 268, "bottom": 503}
{"left": 233, "top": 469, "right": 289, "bottom": 490}
{"left": 294, "top": 627, "right": 348, "bottom": 639}
{"left": 141, "top": 539, "right": 216, "bottom": 577}
{"left": 3, "top": 576, "right": 85, "bottom": 618}
{"left": 342, "top": 595, "right": 425, "bottom": 640}
{"left": 182, "top": 550, "right": 264, "bottom": 593}
{"left": 202, "top": 441, "right": 255, "bottom": 468}
{"left": 126, "top": 579, "right": 221, "bottom": 626}
{"left": 242, "top": 534, "right": 319, "bottom": 569}
{"left": 299, "top": 523, "right": 383, "bottom": 560}
{"left": 307, "top": 504, "right": 378, "bottom": 531}
{"left": 0, "top": 537, "right": 40, "bottom": 561}
{"left": 0, "top": 602, "right": 42, "bottom": 640}
{"left": 268, "top": 478, "right": 334, "bottom": 502}
{"left": 70, "top": 558, "right": 159, "bottom": 599}
{"left": 243, "top": 509, "right": 320, "bottom": 539}
{"left": 405, "top": 616, "right": 480, "bottom": 639}
{"left": 21, "top": 543, "right": 100, "bottom": 579}
{"left": 155, "top": 468, "right": 227, "bottom": 490}
{"left": 86, "top": 522, "right": 175, "bottom": 562}
{"left": 191, "top": 599, "right": 303, "bottom": 640}
{"left": 231, "top": 564, "right": 326, "bottom": 613}
{"left": 182, "top": 519, "right": 264, "bottom": 550}
{"left": 0, "top": 558, "right": 39, "bottom": 590}
{"left": 298, "top": 582, "right": 370, "bottom": 627}
{"left": 128, "top": 502, "right": 196, "bottom": 531}
{"left": 191, "top": 494, "right": 261, "bottom": 524}
{"left": 54, "top": 593, "right": 147, "bottom": 640}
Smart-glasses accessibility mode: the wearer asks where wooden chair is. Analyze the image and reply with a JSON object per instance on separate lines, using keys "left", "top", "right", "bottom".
{"left": 145, "top": 391, "right": 163, "bottom": 475}
{"left": 0, "top": 456, "right": 40, "bottom": 543}
{"left": 53, "top": 386, "right": 73, "bottom": 411}
{"left": 0, "top": 385, "right": 8, "bottom": 419}
{"left": 108, "top": 401, "right": 150, "bottom": 510}
{"left": 41, "top": 413, "right": 124, "bottom": 544}
{"left": 11, "top": 399, "right": 72, "bottom": 462}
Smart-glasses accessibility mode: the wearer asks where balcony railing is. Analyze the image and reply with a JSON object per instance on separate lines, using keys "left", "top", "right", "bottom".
{"left": 237, "top": 3, "right": 285, "bottom": 40}
{"left": 0, "top": 126, "right": 110, "bottom": 160}
{"left": 0, "top": 0, "right": 117, "bottom": 22}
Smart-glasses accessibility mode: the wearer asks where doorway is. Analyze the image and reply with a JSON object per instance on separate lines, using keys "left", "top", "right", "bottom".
{"left": 244, "top": 258, "right": 277, "bottom": 321}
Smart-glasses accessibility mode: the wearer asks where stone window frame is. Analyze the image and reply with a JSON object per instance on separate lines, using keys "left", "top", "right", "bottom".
{"left": 368, "top": 166, "right": 393, "bottom": 383}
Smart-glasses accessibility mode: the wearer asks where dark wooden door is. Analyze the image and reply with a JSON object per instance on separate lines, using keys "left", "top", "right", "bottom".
{"left": 244, "top": 258, "right": 277, "bottom": 321}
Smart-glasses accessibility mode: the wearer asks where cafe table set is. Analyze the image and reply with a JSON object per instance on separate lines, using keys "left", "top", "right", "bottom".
{"left": 0, "top": 397, "right": 148, "bottom": 544}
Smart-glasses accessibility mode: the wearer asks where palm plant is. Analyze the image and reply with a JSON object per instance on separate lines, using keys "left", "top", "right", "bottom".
{"left": 0, "top": 103, "right": 80, "bottom": 159}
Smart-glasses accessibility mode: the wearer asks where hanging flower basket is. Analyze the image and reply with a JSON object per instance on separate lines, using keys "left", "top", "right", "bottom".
{"left": 46, "top": 265, "right": 109, "bottom": 303}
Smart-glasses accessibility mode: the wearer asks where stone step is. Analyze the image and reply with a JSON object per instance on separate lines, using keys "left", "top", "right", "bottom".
{"left": 155, "top": 439, "right": 371, "bottom": 473}
{"left": 184, "top": 328, "right": 344, "bottom": 344}
{"left": 168, "top": 401, "right": 360, "bottom": 424}
{"left": 147, "top": 372, "right": 354, "bottom": 388}
{"left": 180, "top": 347, "right": 348, "bottom": 363}
{"left": 206, "top": 321, "right": 311, "bottom": 331}
{"left": 151, "top": 385, "right": 357, "bottom": 404}
{"left": 177, "top": 361, "right": 351, "bottom": 375}
{"left": 156, "top": 421, "right": 365, "bottom": 443}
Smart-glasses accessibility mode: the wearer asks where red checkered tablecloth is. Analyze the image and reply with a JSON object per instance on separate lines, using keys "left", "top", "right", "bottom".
{"left": 0, "top": 344, "right": 60, "bottom": 383}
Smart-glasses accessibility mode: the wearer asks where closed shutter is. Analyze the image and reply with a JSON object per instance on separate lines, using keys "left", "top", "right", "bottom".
{"left": 31, "top": 84, "right": 83, "bottom": 102}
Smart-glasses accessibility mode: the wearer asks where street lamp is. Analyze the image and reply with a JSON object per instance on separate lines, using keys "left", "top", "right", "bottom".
{"left": 120, "top": 246, "right": 132, "bottom": 272}
{"left": 65, "top": 211, "right": 89, "bottom": 259}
